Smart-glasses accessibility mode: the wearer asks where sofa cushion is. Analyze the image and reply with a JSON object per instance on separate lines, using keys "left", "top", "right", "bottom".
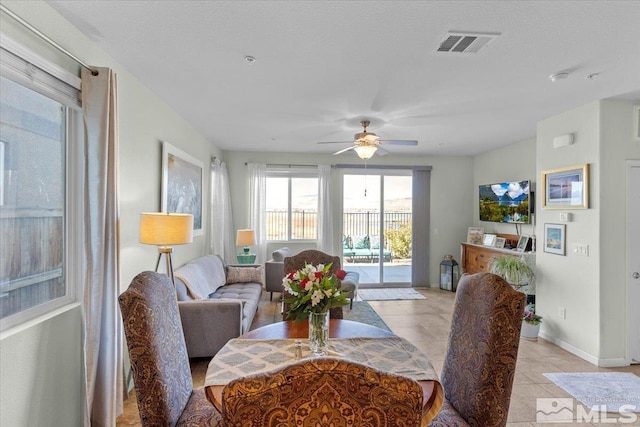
{"left": 175, "top": 255, "right": 226, "bottom": 299}
{"left": 227, "top": 265, "right": 264, "bottom": 284}
{"left": 271, "top": 247, "right": 292, "bottom": 262}
{"left": 211, "top": 283, "right": 263, "bottom": 333}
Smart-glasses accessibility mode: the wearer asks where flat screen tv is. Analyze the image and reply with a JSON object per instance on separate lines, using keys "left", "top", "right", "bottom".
{"left": 479, "top": 180, "right": 531, "bottom": 223}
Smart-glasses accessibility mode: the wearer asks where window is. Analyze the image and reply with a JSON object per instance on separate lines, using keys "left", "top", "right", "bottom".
{"left": 0, "top": 40, "right": 81, "bottom": 331}
{"left": 266, "top": 170, "right": 318, "bottom": 241}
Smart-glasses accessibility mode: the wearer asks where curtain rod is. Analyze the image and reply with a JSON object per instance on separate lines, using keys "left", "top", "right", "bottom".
{"left": 0, "top": 4, "right": 99, "bottom": 76}
{"left": 244, "top": 162, "right": 319, "bottom": 168}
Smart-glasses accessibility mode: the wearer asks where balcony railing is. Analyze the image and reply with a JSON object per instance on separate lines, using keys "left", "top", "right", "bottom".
{"left": 266, "top": 210, "right": 412, "bottom": 241}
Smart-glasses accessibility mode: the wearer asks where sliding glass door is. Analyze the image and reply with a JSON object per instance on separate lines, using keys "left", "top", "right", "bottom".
{"left": 342, "top": 171, "right": 412, "bottom": 287}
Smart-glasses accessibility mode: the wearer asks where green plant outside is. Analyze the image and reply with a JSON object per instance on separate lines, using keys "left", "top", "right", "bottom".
{"left": 384, "top": 224, "right": 412, "bottom": 259}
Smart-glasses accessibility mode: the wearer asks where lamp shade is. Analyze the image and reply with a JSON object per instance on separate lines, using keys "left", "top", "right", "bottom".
{"left": 139, "top": 212, "right": 193, "bottom": 245}
{"left": 236, "top": 229, "right": 256, "bottom": 246}
{"left": 354, "top": 145, "right": 377, "bottom": 160}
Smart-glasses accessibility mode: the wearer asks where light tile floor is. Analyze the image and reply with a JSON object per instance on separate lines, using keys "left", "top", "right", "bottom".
{"left": 117, "top": 288, "right": 640, "bottom": 427}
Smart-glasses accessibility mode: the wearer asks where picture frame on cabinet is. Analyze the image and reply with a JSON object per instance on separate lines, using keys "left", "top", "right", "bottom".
{"left": 483, "top": 233, "right": 497, "bottom": 247}
{"left": 516, "top": 235, "right": 530, "bottom": 252}
{"left": 467, "top": 227, "right": 484, "bottom": 245}
{"left": 495, "top": 237, "right": 506, "bottom": 249}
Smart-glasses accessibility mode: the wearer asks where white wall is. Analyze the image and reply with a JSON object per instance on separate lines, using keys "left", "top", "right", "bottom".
{"left": 0, "top": 2, "right": 220, "bottom": 424}
{"left": 599, "top": 99, "right": 640, "bottom": 361}
{"left": 536, "top": 101, "right": 602, "bottom": 359}
{"left": 535, "top": 98, "right": 640, "bottom": 366}
{"left": 473, "top": 138, "right": 537, "bottom": 236}
{"left": 224, "top": 151, "right": 474, "bottom": 286}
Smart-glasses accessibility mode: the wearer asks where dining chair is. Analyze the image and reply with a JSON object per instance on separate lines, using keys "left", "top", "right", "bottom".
{"left": 222, "top": 357, "right": 424, "bottom": 426}
{"left": 429, "top": 272, "right": 526, "bottom": 427}
{"left": 282, "top": 249, "right": 344, "bottom": 319}
{"left": 119, "top": 271, "right": 222, "bottom": 427}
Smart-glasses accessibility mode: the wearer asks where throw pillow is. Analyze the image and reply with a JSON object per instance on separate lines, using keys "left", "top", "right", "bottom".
{"left": 355, "top": 235, "right": 370, "bottom": 249}
{"left": 343, "top": 236, "right": 353, "bottom": 249}
{"left": 227, "top": 265, "right": 264, "bottom": 284}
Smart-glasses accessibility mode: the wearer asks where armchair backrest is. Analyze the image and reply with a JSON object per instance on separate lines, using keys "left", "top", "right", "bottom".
{"left": 118, "top": 271, "right": 193, "bottom": 426}
{"left": 441, "top": 272, "right": 526, "bottom": 427}
{"left": 222, "top": 357, "right": 424, "bottom": 426}
{"left": 282, "top": 249, "right": 343, "bottom": 319}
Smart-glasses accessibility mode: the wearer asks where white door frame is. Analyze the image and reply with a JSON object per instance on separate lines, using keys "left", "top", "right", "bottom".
{"left": 626, "top": 159, "right": 640, "bottom": 364}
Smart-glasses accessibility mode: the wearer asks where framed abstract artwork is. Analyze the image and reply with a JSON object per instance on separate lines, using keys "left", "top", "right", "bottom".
{"left": 162, "top": 141, "right": 204, "bottom": 236}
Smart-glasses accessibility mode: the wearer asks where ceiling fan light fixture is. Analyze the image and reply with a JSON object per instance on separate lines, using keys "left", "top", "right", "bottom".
{"left": 354, "top": 145, "right": 377, "bottom": 160}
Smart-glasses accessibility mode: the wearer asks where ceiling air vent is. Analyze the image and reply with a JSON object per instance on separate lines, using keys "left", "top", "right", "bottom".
{"left": 437, "top": 32, "right": 500, "bottom": 54}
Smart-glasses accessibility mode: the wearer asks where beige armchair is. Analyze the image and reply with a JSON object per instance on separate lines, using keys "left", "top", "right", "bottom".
{"left": 222, "top": 357, "right": 424, "bottom": 426}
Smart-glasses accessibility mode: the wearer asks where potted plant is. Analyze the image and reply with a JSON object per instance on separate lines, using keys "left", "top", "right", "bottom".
{"left": 490, "top": 255, "right": 534, "bottom": 290}
{"left": 521, "top": 303, "right": 543, "bottom": 340}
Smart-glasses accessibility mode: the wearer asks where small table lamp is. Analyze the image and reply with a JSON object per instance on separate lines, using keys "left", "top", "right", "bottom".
{"left": 139, "top": 212, "right": 193, "bottom": 284}
{"left": 236, "top": 229, "right": 256, "bottom": 264}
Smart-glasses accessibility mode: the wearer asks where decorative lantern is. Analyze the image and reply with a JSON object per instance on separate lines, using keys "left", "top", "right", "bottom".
{"left": 440, "top": 255, "right": 460, "bottom": 292}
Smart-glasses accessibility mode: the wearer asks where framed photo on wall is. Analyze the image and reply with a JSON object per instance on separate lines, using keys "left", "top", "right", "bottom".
{"left": 467, "top": 227, "right": 484, "bottom": 245}
{"left": 541, "top": 164, "right": 589, "bottom": 209}
{"left": 544, "top": 223, "right": 566, "bottom": 255}
{"left": 162, "top": 141, "right": 204, "bottom": 236}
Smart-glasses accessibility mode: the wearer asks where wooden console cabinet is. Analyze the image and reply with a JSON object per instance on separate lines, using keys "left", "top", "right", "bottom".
{"left": 460, "top": 233, "right": 533, "bottom": 275}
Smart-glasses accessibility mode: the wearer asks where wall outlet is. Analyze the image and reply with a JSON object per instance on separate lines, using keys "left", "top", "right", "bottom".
{"left": 558, "top": 307, "right": 567, "bottom": 319}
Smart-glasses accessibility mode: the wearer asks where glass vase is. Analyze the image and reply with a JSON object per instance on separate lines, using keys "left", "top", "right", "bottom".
{"left": 308, "top": 311, "right": 330, "bottom": 356}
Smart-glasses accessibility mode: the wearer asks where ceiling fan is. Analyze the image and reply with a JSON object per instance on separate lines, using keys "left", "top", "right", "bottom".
{"left": 317, "top": 120, "right": 418, "bottom": 159}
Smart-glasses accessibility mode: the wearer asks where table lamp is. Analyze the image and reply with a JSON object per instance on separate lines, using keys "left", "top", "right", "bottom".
{"left": 236, "top": 229, "right": 256, "bottom": 264}
{"left": 139, "top": 212, "right": 193, "bottom": 284}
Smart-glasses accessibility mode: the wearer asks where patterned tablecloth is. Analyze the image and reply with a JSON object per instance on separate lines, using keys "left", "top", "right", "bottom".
{"left": 205, "top": 336, "right": 440, "bottom": 385}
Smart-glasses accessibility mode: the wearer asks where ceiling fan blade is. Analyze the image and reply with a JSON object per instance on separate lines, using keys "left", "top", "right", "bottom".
{"left": 376, "top": 146, "right": 389, "bottom": 156}
{"left": 332, "top": 145, "right": 356, "bottom": 155}
{"left": 317, "top": 141, "right": 354, "bottom": 145}
{"left": 380, "top": 139, "right": 418, "bottom": 146}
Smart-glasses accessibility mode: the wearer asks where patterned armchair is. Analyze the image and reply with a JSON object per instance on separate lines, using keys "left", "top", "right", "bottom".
{"left": 429, "top": 273, "right": 526, "bottom": 427}
{"left": 222, "top": 357, "right": 424, "bottom": 426}
{"left": 282, "top": 249, "right": 344, "bottom": 319}
{"left": 119, "top": 271, "right": 221, "bottom": 427}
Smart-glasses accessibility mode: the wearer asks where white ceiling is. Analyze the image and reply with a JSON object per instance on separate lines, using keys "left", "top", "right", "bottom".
{"left": 48, "top": 0, "right": 640, "bottom": 156}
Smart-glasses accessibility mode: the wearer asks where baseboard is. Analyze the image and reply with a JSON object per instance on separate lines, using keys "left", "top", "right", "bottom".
{"left": 539, "top": 331, "right": 630, "bottom": 367}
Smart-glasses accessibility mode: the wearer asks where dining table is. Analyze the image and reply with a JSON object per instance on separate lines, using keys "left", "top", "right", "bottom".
{"left": 204, "top": 318, "right": 444, "bottom": 424}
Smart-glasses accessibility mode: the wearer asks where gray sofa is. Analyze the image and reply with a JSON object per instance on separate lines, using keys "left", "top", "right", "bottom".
{"left": 173, "top": 254, "right": 263, "bottom": 358}
{"left": 265, "top": 247, "right": 360, "bottom": 307}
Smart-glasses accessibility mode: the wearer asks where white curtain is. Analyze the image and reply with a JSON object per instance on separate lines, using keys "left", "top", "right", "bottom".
{"left": 210, "top": 160, "right": 235, "bottom": 262}
{"left": 81, "top": 67, "right": 123, "bottom": 427}
{"left": 317, "top": 164, "right": 334, "bottom": 254}
{"left": 248, "top": 163, "right": 267, "bottom": 264}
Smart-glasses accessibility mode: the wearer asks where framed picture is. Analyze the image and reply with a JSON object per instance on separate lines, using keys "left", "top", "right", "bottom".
{"left": 516, "top": 235, "right": 530, "bottom": 252}
{"left": 162, "top": 141, "right": 204, "bottom": 236}
{"left": 483, "top": 233, "right": 497, "bottom": 247}
{"left": 544, "top": 223, "right": 566, "bottom": 255}
{"left": 467, "top": 227, "right": 484, "bottom": 245}
{"left": 541, "top": 164, "right": 589, "bottom": 209}
{"left": 495, "top": 237, "right": 506, "bottom": 249}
